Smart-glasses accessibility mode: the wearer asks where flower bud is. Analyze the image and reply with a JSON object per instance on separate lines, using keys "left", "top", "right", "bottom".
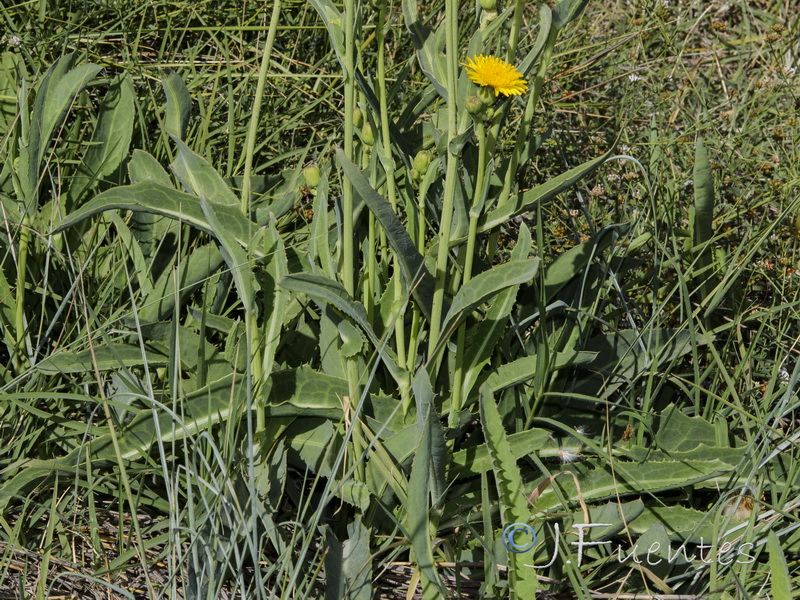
{"left": 361, "top": 122, "right": 375, "bottom": 146}
{"left": 410, "top": 168, "right": 420, "bottom": 182}
{"left": 479, "top": 0, "right": 496, "bottom": 10}
{"left": 466, "top": 95, "right": 485, "bottom": 115}
{"left": 353, "top": 106, "right": 364, "bottom": 128}
{"left": 413, "top": 150, "right": 431, "bottom": 175}
{"left": 302, "top": 164, "right": 321, "bottom": 189}
{"left": 478, "top": 85, "right": 496, "bottom": 106}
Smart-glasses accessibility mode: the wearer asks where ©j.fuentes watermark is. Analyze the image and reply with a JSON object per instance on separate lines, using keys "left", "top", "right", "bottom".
{"left": 502, "top": 523, "right": 756, "bottom": 567}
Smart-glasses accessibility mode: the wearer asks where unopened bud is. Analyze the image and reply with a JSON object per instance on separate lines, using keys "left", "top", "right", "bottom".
{"left": 410, "top": 168, "right": 420, "bottom": 181}
{"left": 479, "top": 0, "right": 496, "bottom": 10}
{"left": 466, "top": 95, "right": 485, "bottom": 115}
{"left": 353, "top": 106, "right": 364, "bottom": 128}
{"left": 302, "top": 164, "right": 321, "bottom": 189}
{"left": 478, "top": 85, "right": 496, "bottom": 106}
{"left": 361, "top": 122, "right": 375, "bottom": 146}
{"left": 413, "top": 150, "right": 431, "bottom": 175}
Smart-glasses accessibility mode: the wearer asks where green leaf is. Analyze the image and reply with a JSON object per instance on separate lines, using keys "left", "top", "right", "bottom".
{"left": 309, "top": 0, "right": 346, "bottom": 75}
{"left": 136, "top": 242, "right": 224, "bottom": 323}
{"left": 0, "top": 51, "right": 26, "bottom": 138}
{"left": 162, "top": 69, "right": 192, "bottom": 140}
{"left": 0, "top": 374, "right": 245, "bottom": 511}
{"left": 531, "top": 459, "right": 732, "bottom": 511}
{"left": 171, "top": 138, "right": 239, "bottom": 207}
{"left": 486, "top": 351, "right": 597, "bottom": 393}
{"left": 552, "top": 0, "right": 590, "bottom": 32}
{"left": 201, "top": 198, "right": 258, "bottom": 313}
{"left": 128, "top": 149, "right": 172, "bottom": 187}
{"left": 478, "top": 385, "right": 538, "bottom": 596}
{"left": 440, "top": 258, "right": 539, "bottom": 342}
{"left": 692, "top": 137, "right": 715, "bottom": 301}
{"left": 402, "top": 0, "right": 447, "bottom": 99}
{"left": 628, "top": 505, "right": 714, "bottom": 544}
{"left": 278, "top": 273, "right": 406, "bottom": 387}
{"left": 266, "top": 366, "right": 347, "bottom": 418}
{"left": 405, "top": 407, "right": 448, "bottom": 597}
{"left": 35, "top": 343, "right": 168, "bottom": 374}
{"left": 342, "top": 516, "right": 373, "bottom": 599}
{"left": 69, "top": 74, "right": 135, "bottom": 201}
{"left": 336, "top": 149, "right": 436, "bottom": 320}
{"left": 53, "top": 181, "right": 261, "bottom": 255}
{"left": 655, "top": 404, "right": 716, "bottom": 452}
{"left": 478, "top": 148, "right": 615, "bottom": 236}
{"left": 451, "top": 428, "right": 551, "bottom": 478}
{"left": 768, "top": 530, "right": 792, "bottom": 599}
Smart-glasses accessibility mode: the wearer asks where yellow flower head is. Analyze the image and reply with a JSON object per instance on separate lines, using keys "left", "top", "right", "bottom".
{"left": 461, "top": 55, "right": 528, "bottom": 97}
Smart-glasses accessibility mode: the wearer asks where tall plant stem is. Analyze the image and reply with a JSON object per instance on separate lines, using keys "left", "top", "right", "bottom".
{"left": 428, "top": 0, "right": 461, "bottom": 357}
{"left": 496, "top": 28, "right": 556, "bottom": 209}
{"left": 450, "top": 120, "right": 488, "bottom": 426}
{"left": 241, "top": 0, "right": 281, "bottom": 213}
{"left": 376, "top": 0, "right": 407, "bottom": 369}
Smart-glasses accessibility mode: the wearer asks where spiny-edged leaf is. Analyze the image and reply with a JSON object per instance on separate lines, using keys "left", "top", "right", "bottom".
{"left": 336, "top": 149, "right": 436, "bottom": 320}
{"left": 451, "top": 428, "right": 551, "bottom": 478}
{"left": 171, "top": 138, "right": 239, "bottom": 207}
{"left": 655, "top": 404, "right": 716, "bottom": 452}
{"left": 36, "top": 343, "right": 168, "bottom": 374}
{"left": 768, "top": 530, "right": 792, "bottom": 599}
{"left": 278, "top": 273, "right": 405, "bottom": 386}
{"left": 342, "top": 516, "right": 373, "bottom": 599}
{"left": 53, "top": 181, "right": 262, "bottom": 254}
{"left": 405, "top": 408, "right": 448, "bottom": 597}
{"left": 478, "top": 147, "right": 615, "bottom": 236}
{"left": 569, "top": 500, "right": 646, "bottom": 542}
{"left": 543, "top": 224, "right": 629, "bottom": 302}
{"left": 440, "top": 259, "right": 539, "bottom": 343}
{"left": 287, "top": 419, "right": 337, "bottom": 476}
{"left": 531, "top": 459, "right": 732, "bottom": 511}
{"left": 628, "top": 505, "right": 715, "bottom": 543}
{"left": 411, "top": 368, "right": 448, "bottom": 505}
{"left": 616, "top": 443, "right": 745, "bottom": 468}
{"left": 69, "top": 74, "right": 135, "bottom": 201}
{"left": 0, "top": 374, "right": 245, "bottom": 512}
{"left": 162, "top": 69, "right": 192, "bottom": 141}
{"left": 266, "top": 366, "right": 346, "bottom": 418}
{"left": 478, "top": 385, "right": 538, "bottom": 595}
{"left": 201, "top": 197, "right": 258, "bottom": 313}
{"left": 136, "top": 242, "right": 224, "bottom": 323}
{"left": 486, "top": 351, "right": 597, "bottom": 393}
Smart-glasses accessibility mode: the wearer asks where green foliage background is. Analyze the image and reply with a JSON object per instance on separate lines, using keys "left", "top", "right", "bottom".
{"left": 0, "top": 0, "right": 798, "bottom": 598}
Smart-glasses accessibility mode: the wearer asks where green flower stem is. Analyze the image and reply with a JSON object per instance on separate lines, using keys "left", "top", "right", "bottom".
{"left": 496, "top": 27, "right": 556, "bottom": 211}
{"left": 428, "top": 0, "right": 461, "bottom": 358}
{"left": 241, "top": 0, "right": 281, "bottom": 214}
{"left": 342, "top": 0, "right": 364, "bottom": 482}
{"left": 376, "top": 0, "right": 407, "bottom": 369}
{"left": 506, "top": 0, "right": 525, "bottom": 62}
{"left": 450, "top": 119, "right": 488, "bottom": 426}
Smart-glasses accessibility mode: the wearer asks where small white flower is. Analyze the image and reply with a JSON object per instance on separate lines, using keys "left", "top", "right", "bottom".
{"left": 783, "top": 66, "right": 796, "bottom": 77}
{"left": 607, "top": 173, "right": 621, "bottom": 182}
{"left": 628, "top": 73, "right": 641, "bottom": 82}
{"left": 778, "top": 368, "right": 790, "bottom": 382}
{"left": 620, "top": 144, "right": 631, "bottom": 154}
{"left": 662, "top": 0, "right": 670, "bottom": 6}
{"left": 8, "top": 35, "right": 21, "bottom": 47}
